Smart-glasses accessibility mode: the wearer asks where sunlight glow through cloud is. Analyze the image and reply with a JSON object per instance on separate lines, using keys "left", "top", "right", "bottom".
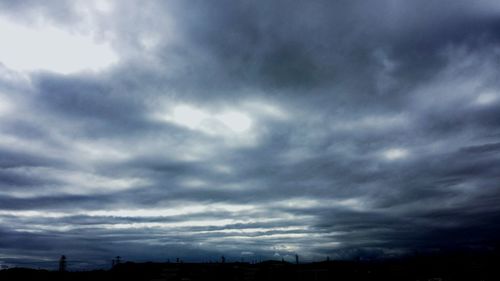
{"left": 383, "top": 148, "right": 409, "bottom": 160}
{"left": 162, "top": 104, "right": 253, "bottom": 135}
{"left": 171, "top": 105, "right": 209, "bottom": 130}
{"left": 215, "top": 111, "right": 252, "bottom": 133}
{"left": 0, "top": 17, "right": 118, "bottom": 74}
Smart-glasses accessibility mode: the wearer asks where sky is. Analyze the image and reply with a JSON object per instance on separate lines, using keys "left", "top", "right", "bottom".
{"left": 1, "top": 0, "right": 500, "bottom": 270}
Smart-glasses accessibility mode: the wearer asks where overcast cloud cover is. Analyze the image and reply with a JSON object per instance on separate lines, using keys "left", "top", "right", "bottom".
{"left": 1, "top": 0, "right": 500, "bottom": 269}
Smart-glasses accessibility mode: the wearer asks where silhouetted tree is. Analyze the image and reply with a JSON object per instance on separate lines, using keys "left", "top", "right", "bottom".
{"left": 58, "top": 255, "right": 66, "bottom": 272}
{"left": 295, "top": 254, "right": 299, "bottom": 264}
{"left": 221, "top": 256, "right": 226, "bottom": 263}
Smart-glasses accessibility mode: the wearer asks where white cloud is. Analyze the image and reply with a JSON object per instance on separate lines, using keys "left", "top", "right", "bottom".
{"left": 0, "top": 93, "right": 13, "bottom": 116}
{"left": 332, "top": 114, "right": 409, "bottom": 131}
{"left": 382, "top": 148, "right": 409, "bottom": 160}
{"left": 0, "top": 17, "right": 118, "bottom": 74}
{"left": 0, "top": 167, "right": 148, "bottom": 197}
{"left": 169, "top": 104, "right": 210, "bottom": 130}
{"left": 215, "top": 111, "right": 252, "bottom": 133}
{"left": 92, "top": 0, "right": 114, "bottom": 13}
{"left": 475, "top": 91, "right": 498, "bottom": 106}
{"left": 243, "top": 99, "right": 289, "bottom": 120}
{"left": 181, "top": 178, "right": 208, "bottom": 188}
{"left": 157, "top": 103, "right": 254, "bottom": 137}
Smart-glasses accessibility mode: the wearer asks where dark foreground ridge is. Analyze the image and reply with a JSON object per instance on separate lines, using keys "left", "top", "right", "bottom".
{"left": 1, "top": 253, "right": 500, "bottom": 281}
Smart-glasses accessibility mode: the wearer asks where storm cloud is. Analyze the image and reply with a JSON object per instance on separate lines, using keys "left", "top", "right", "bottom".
{"left": 1, "top": 0, "right": 500, "bottom": 269}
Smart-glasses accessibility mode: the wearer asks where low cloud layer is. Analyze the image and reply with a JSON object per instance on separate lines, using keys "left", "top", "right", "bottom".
{"left": 1, "top": 0, "right": 500, "bottom": 269}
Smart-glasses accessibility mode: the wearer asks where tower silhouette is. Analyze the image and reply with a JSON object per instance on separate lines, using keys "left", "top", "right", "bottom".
{"left": 59, "top": 255, "right": 66, "bottom": 272}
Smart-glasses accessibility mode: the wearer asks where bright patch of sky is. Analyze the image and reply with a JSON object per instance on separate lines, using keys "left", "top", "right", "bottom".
{"left": 0, "top": 17, "right": 117, "bottom": 74}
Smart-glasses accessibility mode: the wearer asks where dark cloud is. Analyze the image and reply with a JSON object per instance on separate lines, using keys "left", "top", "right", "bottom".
{"left": 1, "top": 0, "right": 500, "bottom": 269}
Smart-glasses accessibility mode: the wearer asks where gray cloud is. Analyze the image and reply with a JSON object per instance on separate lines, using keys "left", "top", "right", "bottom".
{"left": 1, "top": 0, "right": 500, "bottom": 269}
